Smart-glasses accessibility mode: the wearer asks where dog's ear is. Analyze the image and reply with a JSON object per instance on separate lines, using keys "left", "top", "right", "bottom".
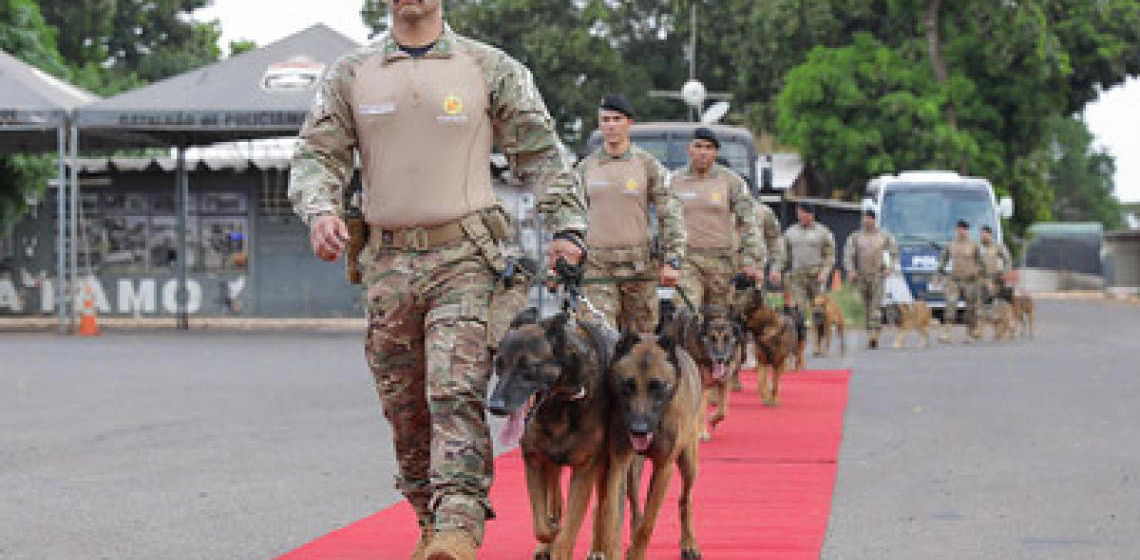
{"left": 657, "top": 333, "right": 679, "bottom": 366}
{"left": 545, "top": 313, "right": 570, "bottom": 354}
{"left": 510, "top": 307, "right": 539, "bottom": 328}
{"left": 614, "top": 331, "right": 640, "bottom": 362}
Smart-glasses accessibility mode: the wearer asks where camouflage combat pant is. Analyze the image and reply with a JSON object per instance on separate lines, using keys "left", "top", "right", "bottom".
{"left": 854, "top": 274, "right": 885, "bottom": 332}
{"left": 360, "top": 238, "right": 494, "bottom": 543}
{"left": 678, "top": 249, "right": 736, "bottom": 310}
{"left": 944, "top": 276, "right": 983, "bottom": 338}
{"left": 582, "top": 246, "right": 657, "bottom": 332}
{"left": 787, "top": 267, "right": 827, "bottom": 324}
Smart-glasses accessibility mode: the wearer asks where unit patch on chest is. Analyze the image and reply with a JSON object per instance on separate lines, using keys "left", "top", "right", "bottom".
{"left": 437, "top": 94, "right": 468, "bottom": 124}
{"left": 624, "top": 178, "right": 639, "bottom": 192}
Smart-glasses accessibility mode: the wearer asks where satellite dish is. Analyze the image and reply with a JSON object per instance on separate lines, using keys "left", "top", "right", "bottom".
{"left": 701, "top": 101, "right": 730, "bottom": 124}
{"left": 681, "top": 79, "right": 707, "bottom": 108}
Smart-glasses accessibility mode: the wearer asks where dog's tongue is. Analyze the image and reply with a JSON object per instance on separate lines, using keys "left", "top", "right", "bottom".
{"left": 630, "top": 433, "right": 654, "bottom": 453}
{"left": 713, "top": 363, "right": 727, "bottom": 380}
{"left": 497, "top": 396, "right": 534, "bottom": 448}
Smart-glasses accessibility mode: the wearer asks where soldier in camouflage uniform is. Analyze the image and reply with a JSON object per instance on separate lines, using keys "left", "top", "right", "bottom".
{"left": 980, "top": 225, "right": 1012, "bottom": 300}
{"left": 782, "top": 202, "right": 836, "bottom": 324}
{"left": 938, "top": 220, "right": 989, "bottom": 344}
{"left": 576, "top": 93, "right": 685, "bottom": 332}
{"left": 288, "top": 2, "right": 588, "bottom": 559}
{"left": 842, "top": 209, "right": 899, "bottom": 349}
{"left": 756, "top": 199, "right": 786, "bottom": 285}
{"left": 673, "top": 127, "right": 765, "bottom": 309}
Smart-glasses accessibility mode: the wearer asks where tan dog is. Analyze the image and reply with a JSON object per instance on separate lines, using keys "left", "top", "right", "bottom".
{"left": 597, "top": 332, "right": 703, "bottom": 560}
{"left": 892, "top": 301, "right": 933, "bottom": 348}
{"left": 1012, "top": 293, "right": 1035, "bottom": 338}
{"left": 744, "top": 304, "right": 805, "bottom": 406}
{"left": 811, "top": 293, "right": 846, "bottom": 357}
{"left": 986, "top": 298, "right": 1016, "bottom": 341}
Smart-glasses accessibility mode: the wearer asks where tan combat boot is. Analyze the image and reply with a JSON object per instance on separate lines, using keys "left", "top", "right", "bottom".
{"left": 423, "top": 530, "right": 477, "bottom": 560}
{"left": 410, "top": 527, "right": 435, "bottom": 560}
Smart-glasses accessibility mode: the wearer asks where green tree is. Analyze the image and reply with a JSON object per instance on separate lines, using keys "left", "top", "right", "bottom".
{"left": 228, "top": 39, "right": 257, "bottom": 57}
{"left": 38, "top": 0, "right": 222, "bottom": 94}
{"left": 1049, "top": 116, "right": 1122, "bottom": 229}
{"left": 0, "top": 0, "right": 68, "bottom": 233}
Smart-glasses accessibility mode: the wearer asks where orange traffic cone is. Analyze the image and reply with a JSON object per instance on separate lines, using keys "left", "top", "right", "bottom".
{"left": 77, "top": 285, "right": 101, "bottom": 336}
{"left": 831, "top": 268, "right": 843, "bottom": 291}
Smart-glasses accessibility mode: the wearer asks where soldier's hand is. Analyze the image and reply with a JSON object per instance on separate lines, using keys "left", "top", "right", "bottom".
{"left": 548, "top": 238, "right": 584, "bottom": 267}
{"left": 660, "top": 264, "right": 680, "bottom": 287}
{"left": 311, "top": 214, "right": 349, "bottom": 262}
{"left": 769, "top": 270, "right": 782, "bottom": 286}
{"left": 740, "top": 266, "right": 761, "bottom": 281}
{"left": 817, "top": 270, "right": 830, "bottom": 285}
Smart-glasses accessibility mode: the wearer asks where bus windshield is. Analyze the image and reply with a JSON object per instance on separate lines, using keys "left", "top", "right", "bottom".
{"left": 880, "top": 185, "right": 997, "bottom": 244}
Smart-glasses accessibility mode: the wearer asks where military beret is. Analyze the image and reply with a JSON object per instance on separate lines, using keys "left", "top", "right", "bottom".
{"left": 957, "top": 219, "right": 970, "bottom": 228}
{"left": 693, "top": 127, "right": 720, "bottom": 148}
{"left": 797, "top": 202, "right": 816, "bottom": 215}
{"left": 981, "top": 225, "right": 993, "bottom": 233}
{"left": 600, "top": 93, "right": 635, "bottom": 118}
{"left": 863, "top": 208, "right": 876, "bottom": 218}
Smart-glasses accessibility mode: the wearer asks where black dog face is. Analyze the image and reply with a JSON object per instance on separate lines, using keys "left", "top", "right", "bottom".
{"left": 610, "top": 332, "right": 678, "bottom": 453}
{"left": 488, "top": 313, "right": 582, "bottom": 417}
{"left": 700, "top": 306, "right": 739, "bottom": 377}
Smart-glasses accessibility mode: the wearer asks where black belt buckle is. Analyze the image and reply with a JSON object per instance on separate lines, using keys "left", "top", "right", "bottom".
{"left": 381, "top": 230, "right": 395, "bottom": 246}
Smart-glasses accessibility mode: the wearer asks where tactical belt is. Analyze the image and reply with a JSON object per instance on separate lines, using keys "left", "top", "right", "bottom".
{"left": 370, "top": 221, "right": 466, "bottom": 251}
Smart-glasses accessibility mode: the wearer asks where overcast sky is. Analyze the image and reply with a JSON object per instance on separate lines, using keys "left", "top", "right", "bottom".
{"left": 192, "top": 0, "right": 1140, "bottom": 203}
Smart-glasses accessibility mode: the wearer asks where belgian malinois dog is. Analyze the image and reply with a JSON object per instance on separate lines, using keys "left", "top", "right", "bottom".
{"left": 488, "top": 310, "right": 615, "bottom": 560}
{"left": 892, "top": 301, "right": 933, "bottom": 348}
{"left": 596, "top": 332, "right": 703, "bottom": 560}
{"left": 744, "top": 303, "right": 805, "bottom": 406}
{"left": 1012, "top": 293, "right": 1035, "bottom": 338}
{"left": 661, "top": 304, "right": 742, "bottom": 441}
{"left": 811, "top": 292, "right": 846, "bottom": 357}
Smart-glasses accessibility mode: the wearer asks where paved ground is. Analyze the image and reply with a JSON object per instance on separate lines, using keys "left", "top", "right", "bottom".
{"left": 1, "top": 299, "right": 1137, "bottom": 560}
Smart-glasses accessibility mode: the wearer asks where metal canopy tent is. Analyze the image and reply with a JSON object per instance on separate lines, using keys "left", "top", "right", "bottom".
{"left": 0, "top": 49, "right": 99, "bottom": 332}
{"left": 72, "top": 24, "right": 360, "bottom": 329}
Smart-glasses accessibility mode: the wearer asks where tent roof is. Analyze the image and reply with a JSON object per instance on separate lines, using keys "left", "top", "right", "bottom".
{"left": 75, "top": 24, "right": 360, "bottom": 147}
{"left": 0, "top": 49, "right": 98, "bottom": 150}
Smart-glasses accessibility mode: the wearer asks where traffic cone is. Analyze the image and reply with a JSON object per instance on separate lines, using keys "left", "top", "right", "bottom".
{"left": 831, "top": 268, "right": 843, "bottom": 291}
{"left": 77, "top": 285, "right": 101, "bottom": 336}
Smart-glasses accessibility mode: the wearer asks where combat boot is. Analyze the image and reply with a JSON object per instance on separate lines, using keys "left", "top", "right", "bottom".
{"left": 868, "top": 331, "right": 879, "bottom": 349}
{"left": 410, "top": 527, "right": 435, "bottom": 560}
{"left": 424, "top": 530, "right": 477, "bottom": 560}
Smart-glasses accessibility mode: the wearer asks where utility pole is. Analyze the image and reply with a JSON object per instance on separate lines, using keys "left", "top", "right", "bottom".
{"left": 648, "top": 0, "right": 731, "bottom": 122}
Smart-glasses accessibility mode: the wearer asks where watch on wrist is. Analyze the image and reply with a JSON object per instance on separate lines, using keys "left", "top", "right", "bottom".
{"left": 665, "top": 256, "right": 683, "bottom": 270}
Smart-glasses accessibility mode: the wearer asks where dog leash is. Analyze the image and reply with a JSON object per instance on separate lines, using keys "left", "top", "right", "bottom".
{"left": 577, "top": 275, "right": 698, "bottom": 316}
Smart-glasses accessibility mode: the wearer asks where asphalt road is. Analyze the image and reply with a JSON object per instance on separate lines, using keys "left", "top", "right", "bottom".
{"left": 1, "top": 299, "right": 1137, "bottom": 560}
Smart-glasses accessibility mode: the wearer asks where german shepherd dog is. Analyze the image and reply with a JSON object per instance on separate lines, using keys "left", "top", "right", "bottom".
{"left": 661, "top": 304, "right": 742, "bottom": 441}
{"left": 811, "top": 292, "right": 846, "bottom": 357}
{"left": 488, "top": 310, "right": 616, "bottom": 560}
{"left": 596, "top": 332, "right": 703, "bottom": 560}
{"left": 742, "top": 302, "right": 805, "bottom": 406}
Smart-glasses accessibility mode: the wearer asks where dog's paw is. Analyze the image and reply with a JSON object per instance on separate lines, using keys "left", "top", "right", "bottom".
{"left": 681, "top": 548, "right": 703, "bottom": 560}
{"left": 533, "top": 551, "right": 551, "bottom": 560}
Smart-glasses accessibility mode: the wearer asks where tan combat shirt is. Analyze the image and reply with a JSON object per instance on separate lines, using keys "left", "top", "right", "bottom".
{"left": 289, "top": 24, "right": 587, "bottom": 235}
{"left": 672, "top": 163, "right": 764, "bottom": 268}
{"left": 576, "top": 144, "right": 686, "bottom": 263}
{"left": 843, "top": 227, "right": 900, "bottom": 276}
{"left": 939, "top": 238, "right": 988, "bottom": 279}
{"left": 981, "top": 240, "right": 1012, "bottom": 277}
{"left": 783, "top": 221, "right": 836, "bottom": 273}
{"left": 757, "top": 202, "right": 785, "bottom": 270}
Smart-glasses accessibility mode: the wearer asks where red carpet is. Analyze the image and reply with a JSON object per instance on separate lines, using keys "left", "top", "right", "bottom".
{"left": 277, "top": 369, "right": 851, "bottom": 560}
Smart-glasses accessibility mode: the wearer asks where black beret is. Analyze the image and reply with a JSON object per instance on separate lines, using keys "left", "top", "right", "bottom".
{"left": 600, "top": 93, "right": 635, "bottom": 118}
{"left": 693, "top": 127, "right": 720, "bottom": 148}
{"left": 863, "top": 208, "right": 876, "bottom": 218}
{"left": 981, "top": 225, "right": 993, "bottom": 233}
{"left": 797, "top": 202, "right": 816, "bottom": 215}
{"left": 957, "top": 219, "right": 970, "bottom": 228}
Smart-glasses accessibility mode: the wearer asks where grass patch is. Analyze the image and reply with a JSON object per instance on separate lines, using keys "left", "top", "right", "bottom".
{"left": 759, "top": 284, "right": 867, "bottom": 328}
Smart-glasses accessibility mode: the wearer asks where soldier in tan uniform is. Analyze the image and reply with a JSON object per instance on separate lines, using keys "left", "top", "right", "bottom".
{"left": 782, "top": 202, "right": 836, "bottom": 322}
{"left": 938, "top": 220, "right": 989, "bottom": 343}
{"left": 673, "top": 127, "right": 765, "bottom": 309}
{"left": 576, "top": 93, "right": 685, "bottom": 332}
{"left": 980, "top": 225, "right": 1012, "bottom": 300}
{"left": 756, "top": 200, "right": 786, "bottom": 285}
{"left": 842, "top": 209, "right": 899, "bottom": 349}
{"left": 288, "top": 2, "right": 588, "bottom": 558}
